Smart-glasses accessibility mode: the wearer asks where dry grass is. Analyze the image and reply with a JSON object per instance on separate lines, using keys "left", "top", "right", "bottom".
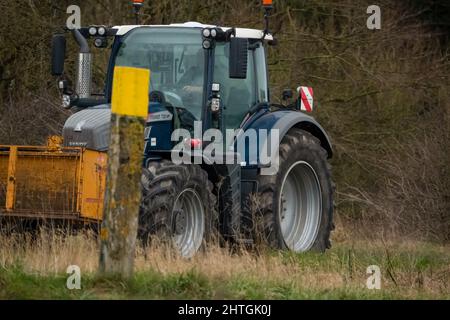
{"left": 0, "top": 224, "right": 448, "bottom": 299}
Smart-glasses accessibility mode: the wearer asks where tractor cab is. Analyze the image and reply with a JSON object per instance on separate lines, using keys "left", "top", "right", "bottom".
{"left": 111, "top": 24, "right": 272, "bottom": 156}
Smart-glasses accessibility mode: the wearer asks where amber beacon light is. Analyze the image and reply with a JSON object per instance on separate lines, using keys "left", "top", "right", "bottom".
{"left": 132, "top": 0, "right": 145, "bottom": 24}
{"left": 262, "top": 0, "right": 273, "bottom": 39}
{"left": 263, "top": 0, "right": 273, "bottom": 8}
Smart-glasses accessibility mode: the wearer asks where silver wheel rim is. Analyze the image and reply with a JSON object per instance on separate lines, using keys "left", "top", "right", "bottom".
{"left": 172, "top": 188, "right": 205, "bottom": 258}
{"left": 278, "top": 161, "right": 322, "bottom": 252}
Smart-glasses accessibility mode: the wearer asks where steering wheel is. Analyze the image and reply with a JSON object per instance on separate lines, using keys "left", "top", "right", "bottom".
{"left": 149, "top": 90, "right": 166, "bottom": 104}
{"left": 148, "top": 90, "right": 197, "bottom": 132}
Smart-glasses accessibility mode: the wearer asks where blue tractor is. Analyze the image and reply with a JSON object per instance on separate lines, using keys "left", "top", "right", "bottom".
{"left": 51, "top": 1, "right": 334, "bottom": 257}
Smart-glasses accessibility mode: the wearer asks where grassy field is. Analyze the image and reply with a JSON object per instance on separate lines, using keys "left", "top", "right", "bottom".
{"left": 0, "top": 226, "right": 448, "bottom": 300}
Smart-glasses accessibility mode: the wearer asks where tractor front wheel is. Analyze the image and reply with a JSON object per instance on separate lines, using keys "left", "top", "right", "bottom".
{"left": 139, "top": 160, "right": 217, "bottom": 258}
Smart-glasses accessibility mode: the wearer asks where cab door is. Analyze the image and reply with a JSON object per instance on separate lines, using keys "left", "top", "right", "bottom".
{"left": 213, "top": 40, "right": 269, "bottom": 130}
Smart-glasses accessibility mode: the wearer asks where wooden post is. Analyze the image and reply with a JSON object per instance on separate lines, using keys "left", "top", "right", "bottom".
{"left": 99, "top": 66, "right": 150, "bottom": 278}
{"left": 5, "top": 146, "right": 18, "bottom": 211}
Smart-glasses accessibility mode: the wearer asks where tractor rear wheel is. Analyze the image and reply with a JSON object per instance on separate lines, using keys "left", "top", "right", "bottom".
{"left": 256, "top": 129, "right": 334, "bottom": 252}
{"left": 139, "top": 160, "right": 217, "bottom": 258}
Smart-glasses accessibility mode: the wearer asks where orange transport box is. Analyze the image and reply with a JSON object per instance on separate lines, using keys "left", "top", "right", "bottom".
{"left": 0, "top": 137, "right": 107, "bottom": 223}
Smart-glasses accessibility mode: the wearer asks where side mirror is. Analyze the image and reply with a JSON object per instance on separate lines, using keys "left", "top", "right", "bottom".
{"left": 51, "top": 34, "right": 66, "bottom": 76}
{"left": 282, "top": 89, "right": 293, "bottom": 101}
{"left": 229, "top": 37, "right": 248, "bottom": 79}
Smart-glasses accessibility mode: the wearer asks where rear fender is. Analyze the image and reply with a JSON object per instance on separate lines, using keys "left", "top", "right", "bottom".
{"left": 237, "top": 110, "right": 332, "bottom": 172}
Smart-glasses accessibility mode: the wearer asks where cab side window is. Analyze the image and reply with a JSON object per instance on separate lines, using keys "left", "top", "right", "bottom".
{"left": 254, "top": 43, "right": 269, "bottom": 104}
{"left": 214, "top": 42, "right": 257, "bottom": 129}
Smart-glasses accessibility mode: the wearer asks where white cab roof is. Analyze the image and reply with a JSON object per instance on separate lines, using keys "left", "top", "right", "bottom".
{"left": 113, "top": 22, "right": 273, "bottom": 41}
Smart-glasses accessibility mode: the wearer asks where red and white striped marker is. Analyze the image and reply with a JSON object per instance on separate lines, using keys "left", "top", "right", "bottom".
{"left": 297, "top": 86, "right": 314, "bottom": 112}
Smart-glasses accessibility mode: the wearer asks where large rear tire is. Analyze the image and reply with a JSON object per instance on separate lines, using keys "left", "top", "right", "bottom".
{"left": 139, "top": 160, "right": 217, "bottom": 258}
{"left": 256, "top": 129, "right": 334, "bottom": 252}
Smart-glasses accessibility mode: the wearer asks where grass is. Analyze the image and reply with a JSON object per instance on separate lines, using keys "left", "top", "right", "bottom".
{"left": 0, "top": 226, "right": 449, "bottom": 300}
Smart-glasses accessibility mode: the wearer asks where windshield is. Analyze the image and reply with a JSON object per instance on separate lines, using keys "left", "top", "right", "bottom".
{"left": 115, "top": 27, "right": 205, "bottom": 121}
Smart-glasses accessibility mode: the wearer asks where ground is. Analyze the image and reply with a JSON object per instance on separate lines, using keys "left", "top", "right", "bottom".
{"left": 0, "top": 225, "right": 448, "bottom": 300}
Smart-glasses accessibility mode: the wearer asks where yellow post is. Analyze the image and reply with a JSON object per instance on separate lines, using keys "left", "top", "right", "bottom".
{"left": 99, "top": 66, "right": 150, "bottom": 278}
{"left": 5, "top": 146, "right": 18, "bottom": 211}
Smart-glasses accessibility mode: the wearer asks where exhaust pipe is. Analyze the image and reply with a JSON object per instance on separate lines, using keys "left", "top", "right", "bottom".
{"left": 72, "top": 29, "right": 92, "bottom": 99}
